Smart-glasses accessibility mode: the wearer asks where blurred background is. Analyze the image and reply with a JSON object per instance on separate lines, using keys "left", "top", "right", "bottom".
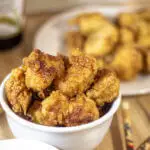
{"left": 0, "top": 1, "right": 150, "bottom": 150}
{"left": 25, "top": 0, "right": 149, "bottom": 14}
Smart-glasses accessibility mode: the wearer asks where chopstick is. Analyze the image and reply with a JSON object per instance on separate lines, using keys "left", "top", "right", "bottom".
{"left": 122, "top": 101, "right": 135, "bottom": 150}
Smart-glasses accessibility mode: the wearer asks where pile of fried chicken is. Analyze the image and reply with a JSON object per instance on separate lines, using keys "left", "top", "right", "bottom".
{"left": 66, "top": 9, "right": 150, "bottom": 81}
{"left": 5, "top": 49, "right": 119, "bottom": 127}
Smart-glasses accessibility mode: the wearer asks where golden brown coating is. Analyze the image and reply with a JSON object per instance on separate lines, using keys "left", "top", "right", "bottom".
{"left": 109, "top": 45, "right": 143, "bottom": 80}
{"left": 86, "top": 69, "right": 120, "bottom": 106}
{"left": 5, "top": 68, "right": 32, "bottom": 114}
{"left": 118, "top": 12, "right": 150, "bottom": 47}
{"left": 55, "top": 50, "right": 97, "bottom": 97}
{"left": 27, "top": 100, "right": 44, "bottom": 124}
{"left": 65, "top": 31, "right": 85, "bottom": 55}
{"left": 65, "top": 94, "right": 99, "bottom": 127}
{"left": 69, "top": 13, "right": 108, "bottom": 36}
{"left": 28, "top": 91, "right": 69, "bottom": 126}
{"left": 28, "top": 91, "right": 99, "bottom": 127}
{"left": 23, "top": 49, "right": 65, "bottom": 92}
{"left": 117, "top": 12, "right": 140, "bottom": 31}
{"left": 119, "top": 27, "right": 135, "bottom": 44}
{"left": 84, "top": 23, "right": 119, "bottom": 57}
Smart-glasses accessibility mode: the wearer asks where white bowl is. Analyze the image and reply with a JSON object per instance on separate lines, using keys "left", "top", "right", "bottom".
{"left": 0, "top": 74, "right": 121, "bottom": 150}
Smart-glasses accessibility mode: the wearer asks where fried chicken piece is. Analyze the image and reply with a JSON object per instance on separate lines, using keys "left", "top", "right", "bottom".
{"left": 117, "top": 12, "right": 140, "bottom": 31}
{"left": 28, "top": 91, "right": 69, "bottom": 126}
{"left": 27, "top": 100, "right": 43, "bottom": 123}
{"left": 118, "top": 12, "right": 150, "bottom": 47}
{"left": 109, "top": 45, "right": 143, "bottom": 80}
{"left": 69, "top": 13, "right": 108, "bottom": 36}
{"left": 119, "top": 27, "right": 135, "bottom": 44}
{"left": 28, "top": 91, "right": 99, "bottom": 127}
{"left": 56, "top": 50, "right": 97, "bottom": 97}
{"left": 86, "top": 69, "right": 120, "bottom": 106}
{"left": 65, "top": 94, "right": 99, "bottom": 127}
{"left": 84, "top": 23, "right": 119, "bottom": 57}
{"left": 65, "top": 31, "right": 85, "bottom": 55}
{"left": 5, "top": 68, "right": 32, "bottom": 114}
{"left": 23, "top": 49, "right": 65, "bottom": 92}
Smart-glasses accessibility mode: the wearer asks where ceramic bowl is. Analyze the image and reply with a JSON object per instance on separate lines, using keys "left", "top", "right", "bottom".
{"left": 0, "top": 74, "right": 121, "bottom": 150}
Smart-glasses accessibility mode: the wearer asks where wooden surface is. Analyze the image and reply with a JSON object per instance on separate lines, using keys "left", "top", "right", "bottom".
{"left": 0, "top": 14, "right": 150, "bottom": 150}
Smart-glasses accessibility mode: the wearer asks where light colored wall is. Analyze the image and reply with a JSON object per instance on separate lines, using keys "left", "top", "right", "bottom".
{"left": 25, "top": 0, "right": 150, "bottom": 14}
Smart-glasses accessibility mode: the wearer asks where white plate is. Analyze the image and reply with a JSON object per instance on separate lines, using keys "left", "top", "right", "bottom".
{"left": 0, "top": 139, "right": 58, "bottom": 150}
{"left": 34, "top": 5, "right": 150, "bottom": 96}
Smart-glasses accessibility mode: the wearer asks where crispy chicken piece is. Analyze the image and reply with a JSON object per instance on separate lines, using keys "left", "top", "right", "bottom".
{"left": 28, "top": 91, "right": 69, "bottom": 126}
{"left": 28, "top": 91, "right": 99, "bottom": 127}
{"left": 119, "top": 27, "right": 135, "bottom": 44}
{"left": 118, "top": 12, "right": 150, "bottom": 47}
{"left": 117, "top": 12, "right": 140, "bottom": 31}
{"left": 84, "top": 23, "right": 119, "bottom": 57}
{"left": 86, "top": 69, "right": 120, "bottom": 106}
{"left": 27, "top": 100, "right": 43, "bottom": 123}
{"left": 23, "top": 49, "right": 65, "bottom": 92}
{"left": 56, "top": 50, "right": 97, "bottom": 97}
{"left": 5, "top": 68, "right": 32, "bottom": 114}
{"left": 65, "top": 94, "right": 99, "bottom": 127}
{"left": 65, "top": 31, "right": 85, "bottom": 55}
{"left": 69, "top": 13, "right": 108, "bottom": 36}
{"left": 109, "top": 45, "right": 143, "bottom": 80}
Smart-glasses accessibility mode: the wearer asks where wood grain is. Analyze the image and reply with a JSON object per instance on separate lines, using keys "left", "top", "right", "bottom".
{"left": 0, "top": 14, "right": 150, "bottom": 150}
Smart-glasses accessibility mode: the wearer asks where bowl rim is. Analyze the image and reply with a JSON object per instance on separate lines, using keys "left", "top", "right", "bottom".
{"left": 0, "top": 73, "right": 121, "bottom": 133}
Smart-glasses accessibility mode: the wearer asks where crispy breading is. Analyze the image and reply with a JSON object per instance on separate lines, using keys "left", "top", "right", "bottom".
{"left": 84, "top": 23, "right": 119, "bottom": 57}
{"left": 28, "top": 91, "right": 69, "bottom": 126}
{"left": 5, "top": 68, "right": 32, "bottom": 114}
{"left": 65, "top": 31, "right": 85, "bottom": 55}
{"left": 86, "top": 69, "right": 120, "bottom": 106}
{"left": 23, "top": 49, "right": 65, "bottom": 92}
{"left": 109, "top": 45, "right": 143, "bottom": 80}
{"left": 65, "top": 94, "right": 99, "bottom": 127}
{"left": 55, "top": 50, "right": 97, "bottom": 97}
{"left": 69, "top": 13, "right": 108, "bottom": 36}
{"left": 28, "top": 91, "right": 99, "bottom": 127}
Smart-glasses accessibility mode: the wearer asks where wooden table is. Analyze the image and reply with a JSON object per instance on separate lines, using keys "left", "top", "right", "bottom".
{"left": 0, "top": 14, "right": 150, "bottom": 150}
